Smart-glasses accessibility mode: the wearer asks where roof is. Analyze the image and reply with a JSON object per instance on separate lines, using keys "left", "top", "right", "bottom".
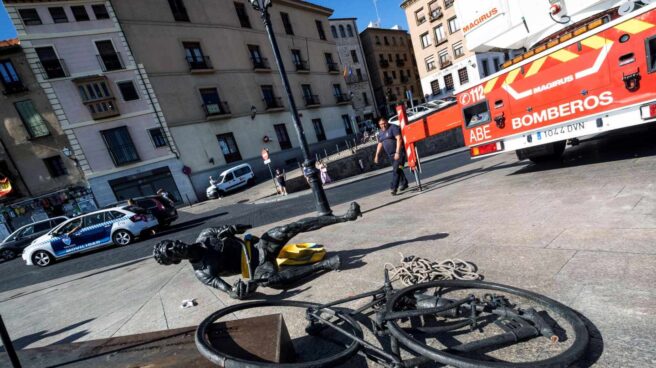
{"left": 0, "top": 38, "right": 20, "bottom": 50}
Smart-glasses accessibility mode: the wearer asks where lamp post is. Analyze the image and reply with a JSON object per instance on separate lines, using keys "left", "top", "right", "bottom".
{"left": 249, "top": 0, "right": 332, "bottom": 215}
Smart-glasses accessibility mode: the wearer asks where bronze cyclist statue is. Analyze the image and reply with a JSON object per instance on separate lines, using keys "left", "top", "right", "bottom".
{"left": 153, "top": 202, "right": 361, "bottom": 299}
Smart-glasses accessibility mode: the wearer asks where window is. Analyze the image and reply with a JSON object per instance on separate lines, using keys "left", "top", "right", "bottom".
{"left": 458, "top": 67, "right": 469, "bottom": 84}
{"left": 339, "top": 25, "right": 346, "bottom": 38}
{"left": 43, "top": 156, "right": 68, "bottom": 177}
{"left": 149, "top": 128, "right": 168, "bottom": 148}
{"left": 356, "top": 68, "right": 363, "bottom": 81}
{"left": 261, "top": 85, "right": 280, "bottom": 108}
{"left": 342, "top": 114, "right": 353, "bottom": 135}
{"left": 96, "top": 40, "right": 124, "bottom": 71}
{"left": 430, "top": 79, "right": 440, "bottom": 95}
{"left": 92, "top": 4, "right": 109, "bottom": 20}
{"left": 444, "top": 73, "right": 454, "bottom": 91}
{"left": 280, "top": 12, "right": 294, "bottom": 35}
{"left": 19, "top": 9, "right": 42, "bottom": 25}
{"left": 415, "top": 8, "right": 426, "bottom": 25}
{"left": 75, "top": 76, "right": 119, "bottom": 119}
{"left": 168, "top": 0, "right": 189, "bottom": 22}
{"left": 362, "top": 92, "right": 369, "bottom": 105}
{"left": 429, "top": 2, "right": 442, "bottom": 20}
{"left": 274, "top": 124, "right": 292, "bottom": 150}
{"left": 234, "top": 2, "right": 251, "bottom": 28}
{"left": 493, "top": 58, "right": 501, "bottom": 72}
{"left": 392, "top": 37, "right": 397, "bottom": 45}
{"left": 35, "top": 47, "right": 67, "bottom": 79}
{"left": 316, "top": 20, "right": 326, "bottom": 40}
{"left": 48, "top": 7, "right": 68, "bottom": 23}
{"left": 420, "top": 32, "right": 431, "bottom": 48}
{"left": 117, "top": 81, "right": 139, "bottom": 101}
{"left": 333, "top": 84, "right": 343, "bottom": 96}
{"left": 291, "top": 49, "right": 306, "bottom": 70}
{"left": 425, "top": 55, "right": 436, "bottom": 71}
{"left": 71, "top": 6, "right": 90, "bottom": 21}
{"left": 347, "top": 25, "right": 354, "bottom": 37}
{"left": 444, "top": 0, "right": 454, "bottom": 8}
{"left": 384, "top": 36, "right": 389, "bottom": 45}
{"left": 302, "top": 84, "right": 318, "bottom": 105}
{"left": 101, "top": 126, "right": 140, "bottom": 166}
{"left": 448, "top": 17, "right": 460, "bottom": 33}
{"left": 200, "top": 87, "right": 228, "bottom": 115}
{"left": 325, "top": 53, "right": 337, "bottom": 71}
{"left": 0, "top": 59, "right": 25, "bottom": 93}
{"left": 375, "top": 36, "right": 380, "bottom": 45}
{"left": 481, "top": 59, "right": 490, "bottom": 77}
{"left": 84, "top": 212, "right": 106, "bottom": 227}
{"left": 434, "top": 25, "right": 445, "bottom": 44}
{"left": 14, "top": 100, "right": 49, "bottom": 138}
{"left": 331, "top": 25, "right": 338, "bottom": 38}
{"left": 453, "top": 41, "right": 464, "bottom": 58}
{"left": 216, "top": 133, "right": 242, "bottom": 163}
{"left": 183, "top": 42, "right": 210, "bottom": 69}
{"left": 350, "top": 50, "right": 359, "bottom": 63}
{"left": 33, "top": 221, "right": 52, "bottom": 232}
{"left": 463, "top": 101, "right": 491, "bottom": 127}
{"left": 312, "top": 119, "right": 326, "bottom": 141}
{"left": 438, "top": 48, "right": 449, "bottom": 66}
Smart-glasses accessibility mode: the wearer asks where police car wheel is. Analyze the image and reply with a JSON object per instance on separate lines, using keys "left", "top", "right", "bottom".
{"left": 113, "top": 230, "right": 133, "bottom": 246}
{"left": 32, "top": 251, "right": 53, "bottom": 267}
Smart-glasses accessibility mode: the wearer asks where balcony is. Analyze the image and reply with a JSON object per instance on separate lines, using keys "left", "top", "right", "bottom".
{"left": 2, "top": 80, "right": 28, "bottom": 95}
{"left": 186, "top": 55, "right": 213, "bottom": 72}
{"left": 379, "top": 59, "right": 389, "bottom": 68}
{"left": 395, "top": 59, "right": 405, "bottom": 67}
{"left": 252, "top": 57, "right": 271, "bottom": 71}
{"left": 445, "top": 0, "right": 454, "bottom": 8}
{"left": 86, "top": 97, "right": 120, "bottom": 120}
{"left": 345, "top": 75, "right": 367, "bottom": 84}
{"left": 264, "top": 97, "right": 284, "bottom": 111}
{"left": 429, "top": 8, "right": 443, "bottom": 21}
{"left": 97, "top": 52, "right": 125, "bottom": 72}
{"left": 203, "top": 101, "right": 231, "bottom": 118}
{"left": 326, "top": 62, "right": 339, "bottom": 73}
{"left": 401, "top": 76, "right": 410, "bottom": 83}
{"left": 335, "top": 94, "right": 351, "bottom": 104}
{"left": 303, "top": 94, "right": 320, "bottom": 107}
{"left": 440, "top": 58, "right": 453, "bottom": 69}
{"left": 39, "top": 58, "right": 69, "bottom": 79}
{"left": 294, "top": 60, "right": 309, "bottom": 73}
{"left": 384, "top": 77, "right": 394, "bottom": 86}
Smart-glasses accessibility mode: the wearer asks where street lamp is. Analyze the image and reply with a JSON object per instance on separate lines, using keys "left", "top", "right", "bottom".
{"left": 249, "top": 0, "right": 332, "bottom": 216}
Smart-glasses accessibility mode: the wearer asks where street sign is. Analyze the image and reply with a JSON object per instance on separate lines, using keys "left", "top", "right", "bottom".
{"left": 261, "top": 148, "right": 270, "bottom": 161}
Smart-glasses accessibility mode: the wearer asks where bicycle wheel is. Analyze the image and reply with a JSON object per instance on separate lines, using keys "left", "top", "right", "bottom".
{"left": 195, "top": 300, "right": 362, "bottom": 368}
{"left": 385, "top": 280, "right": 589, "bottom": 368}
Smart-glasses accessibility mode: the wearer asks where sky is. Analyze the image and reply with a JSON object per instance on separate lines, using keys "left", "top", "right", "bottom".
{"left": 0, "top": 0, "right": 409, "bottom": 41}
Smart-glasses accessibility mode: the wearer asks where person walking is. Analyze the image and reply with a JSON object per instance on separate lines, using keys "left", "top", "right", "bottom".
{"left": 318, "top": 161, "right": 332, "bottom": 185}
{"left": 373, "top": 117, "right": 408, "bottom": 195}
{"left": 157, "top": 188, "right": 175, "bottom": 205}
{"left": 275, "top": 169, "right": 287, "bottom": 196}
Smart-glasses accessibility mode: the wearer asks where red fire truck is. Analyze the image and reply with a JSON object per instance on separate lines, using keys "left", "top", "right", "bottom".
{"left": 400, "top": 1, "right": 656, "bottom": 167}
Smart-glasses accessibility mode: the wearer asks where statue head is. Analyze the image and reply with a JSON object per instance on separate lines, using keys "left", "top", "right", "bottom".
{"left": 153, "top": 239, "right": 189, "bottom": 265}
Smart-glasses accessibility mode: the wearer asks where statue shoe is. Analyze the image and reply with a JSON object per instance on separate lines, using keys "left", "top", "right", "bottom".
{"left": 344, "top": 202, "right": 362, "bottom": 220}
{"left": 321, "top": 255, "right": 341, "bottom": 271}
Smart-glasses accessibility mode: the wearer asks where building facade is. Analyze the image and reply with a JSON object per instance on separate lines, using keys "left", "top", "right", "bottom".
{"left": 359, "top": 27, "right": 423, "bottom": 117}
{"left": 329, "top": 18, "right": 378, "bottom": 129}
{"left": 5, "top": 0, "right": 197, "bottom": 207}
{"left": 0, "top": 38, "right": 92, "bottom": 232}
{"left": 401, "top": 0, "right": 518, "bottom": 99}
{"left": 110, "top": 0, "right": 355, "bottom": 195}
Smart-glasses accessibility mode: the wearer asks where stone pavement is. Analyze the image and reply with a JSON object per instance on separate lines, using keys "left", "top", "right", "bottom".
{"left": 1, "top": 146, "right": 655, "bottom": 367}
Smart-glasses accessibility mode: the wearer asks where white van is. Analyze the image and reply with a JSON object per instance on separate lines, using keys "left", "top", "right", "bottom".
{"left": 206, "top": 163, "right": 256, "bottom": 199}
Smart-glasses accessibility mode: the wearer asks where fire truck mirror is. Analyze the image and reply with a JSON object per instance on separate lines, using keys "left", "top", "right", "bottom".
{"left": 464, "top": 101, "right": 491, "bottom": 128}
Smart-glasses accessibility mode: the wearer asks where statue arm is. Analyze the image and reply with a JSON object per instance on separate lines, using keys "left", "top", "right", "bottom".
{"left": 194, "top": 269, "right": 232, "bottom": 293}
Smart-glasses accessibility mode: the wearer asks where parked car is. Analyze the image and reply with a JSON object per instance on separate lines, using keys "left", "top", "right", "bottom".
{"left": 105, "top": 195, "right": 178, "bottom": 227}
{"left": 207, "top": 163, "right": 256, "bottom": 199}
{"left": 388, "top": 99, "right": 457, "bottom": 126}
{"left": 0, "top": 217, "right": 68, "bottom": 261}
{"left": 22, "top": 208, "right": 158, "bottom": 267}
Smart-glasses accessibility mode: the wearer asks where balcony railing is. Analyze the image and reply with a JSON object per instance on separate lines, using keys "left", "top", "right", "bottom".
{"left": 86, "top": 97, "right": 120, "bottom": 120}
{"left": 264, "top": 97, "right": 284, "bottom": 110}
{"left": 401, "top": 76, "right": 410, "bottom": 83}
{"left": 252, "top": 56, "right": 270, "bottom": 71}
{"left": 2, "top": 80, "right": 28, "bottom": 95}
{"left": 379, "top": 59, "right": 389, "bottom": 68}
{"left": 294, "top": 59, "right": 309, "bottom": 72}
{"left": 384, "top": 77, "right": 394, "bottom": 85}
{"left": 303, "top": 94, "right": 320, "bottom": 106}
{"left": 326, "top": 62, "right": 339, "bottom": 73}
{"left": 97, "top": 52, "right": 125, "bottom": 72}
{"left": 395, "top": 59, "right": 405, "bottom": 67}
{"left": 429, "top": 8, "right": 443, "bottom": 21}
{"left": 203, "top": 101, "right": 231, "bottom": 117}
{"left": 40, "top": 58, "right": 69, "bottom": 79}
{"left": 345, "top": 75, "right": 367, "bottom": 84}
{"left": 186, "top": 55, "right": 213, "bottom": 71}
{"left": 440, "top": 58, "right": 453, "bottom": 69}
{"left": 335, "top": 94, "right": 351, "bottom": 104}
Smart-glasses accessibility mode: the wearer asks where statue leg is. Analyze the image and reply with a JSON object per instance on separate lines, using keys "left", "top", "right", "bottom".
{"left": 259, "top": 202, "right": 361, "bottom": 257}
{"left": 255, "top": 255, "right": 341, "bottom": 287}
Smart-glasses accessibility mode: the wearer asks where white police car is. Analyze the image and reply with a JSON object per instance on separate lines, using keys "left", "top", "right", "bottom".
{"left": 22, "top": 207, "right": 158, "bottom": 267}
